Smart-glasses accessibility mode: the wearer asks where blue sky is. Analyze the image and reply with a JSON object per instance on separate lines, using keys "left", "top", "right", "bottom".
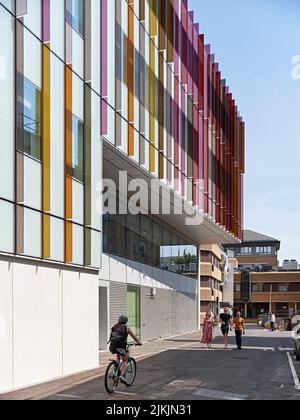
{"left": 189, "top": 0, "right": 300, "bottom": 263}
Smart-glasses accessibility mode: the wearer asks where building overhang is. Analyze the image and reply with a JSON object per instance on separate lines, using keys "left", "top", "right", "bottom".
{"left": 103, "top": 140, "right": 240, "bottom": 246}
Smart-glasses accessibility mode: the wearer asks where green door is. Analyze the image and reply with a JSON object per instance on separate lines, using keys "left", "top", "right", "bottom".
{"left": 127, "top": 286, "right": 141, "bottom": 339}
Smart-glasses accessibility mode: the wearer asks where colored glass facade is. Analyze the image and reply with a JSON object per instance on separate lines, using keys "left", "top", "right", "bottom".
{"left": 0, "top": 0, "right": 245, "bottom": 269}
{"left": 0, "top": 0, "right": 102, "bottom": 267}
{"left": 100, "top": 0, "right": 245, "bottom": 240}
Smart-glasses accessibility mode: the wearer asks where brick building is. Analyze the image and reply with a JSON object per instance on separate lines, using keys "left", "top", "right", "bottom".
{"left": 224, "top": 230, "right": 300, "bottom": 319}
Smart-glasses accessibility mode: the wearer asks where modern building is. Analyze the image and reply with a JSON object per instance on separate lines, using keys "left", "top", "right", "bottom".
{"left": 224, "top": 229, "right": 281, "bottom": 272}
{"left": 200, "top": 245, "right": 225, "bottom": 322}
{"left": 0, "top": 0, "right": 245, "bottom": 393}
{"left": 222, "top": 256, "right": 238, "bottom": 309}
{"left": 233, "top": 271, "right": 300, "bottom": 319}
{"left": 224, "top": 230, "right": 300, "bottom": 319}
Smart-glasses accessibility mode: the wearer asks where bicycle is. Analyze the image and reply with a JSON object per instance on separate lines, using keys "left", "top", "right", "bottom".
{"left": 104, "top": 344, "right": 138, "bottom": 394}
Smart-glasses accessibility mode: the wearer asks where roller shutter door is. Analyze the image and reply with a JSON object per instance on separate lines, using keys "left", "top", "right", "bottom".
{"left": 109, "top": 282, "right": 127, "bottom": 328}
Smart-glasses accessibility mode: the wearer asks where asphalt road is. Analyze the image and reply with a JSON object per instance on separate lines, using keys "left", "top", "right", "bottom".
{"left": 45, "top": 326, "right": 300, "bottom": 401}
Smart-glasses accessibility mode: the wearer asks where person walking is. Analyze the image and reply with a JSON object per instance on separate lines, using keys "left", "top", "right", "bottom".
{"left": 220, "top": 308, "right": 232, "bottom": 349}
{"left": 202, "top": 312, "right": 214, "bottom": 348}
{"left": 233, "top": 312, "right": 246, "bottom": 350}
{"left": 270, "top": 313, "right": 276, "bottom": 331}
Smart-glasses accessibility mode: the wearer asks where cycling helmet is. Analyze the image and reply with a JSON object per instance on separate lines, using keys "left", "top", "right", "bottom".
{"left": 118, "top": 315, "right": 128, "bottom": 325}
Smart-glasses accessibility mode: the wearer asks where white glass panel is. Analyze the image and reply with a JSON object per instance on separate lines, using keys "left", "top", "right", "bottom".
{"left": 50, "top": 217, "right": 64, "bottom": 262}
{"left": 72, "top": 224, "right": 83, "bottom": 265}
{"left": 91, "top": 0, "right": 100, "bottom": 94}
{"left": 24, "top": 29, "right": 42, "bottom": 89}
{"left": 72, "top": 73, "right": 84, "bottom": 121}
{"left": 91, "top": 230, "right": 101, "bottom": 269}
{"left": 0, "top": 7, "right": 14, "bottom": 201}
{"left": 0, "top": 1, "right": 13, "bottom": 12}
{"left": 24, "top": 208, "right": 41, "bottom": 258}
{"left": 23, "top": 0, "right": 41, "bottom": 38}
{"left": 50, "top": 0, "right": 65, "bottom": 60}
{"left": 72, "top": 180, "right": 84, "bottom": 224}
{"left": 72, "top": 28, "right": 84, "bottom": 79}
{"left": 24, "top": 155, "right": 42, "bottom": 211}
{"left": 0, "top": 200, "right": 14, "bottom": 253}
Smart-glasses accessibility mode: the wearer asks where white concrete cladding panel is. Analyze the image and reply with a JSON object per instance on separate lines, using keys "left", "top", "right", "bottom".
{"left": 100, "top": 253, "right": 110, "bottom": 281}
{"left": 109, "top": 255, "right": 127, "bottom": 284}
{"left": 62, "top": 270, "right": 99, "bottom": 376}
{"left": 13, "top": 263, "right": 62, "bottom": 389}
{"left": 0, "top": 260, "right": 13, "bottom": 393}
{"left": 126, "top": 260, "right": 141, "bottom": 286}
{"left": 140, "top": 263, "right": 154, "bottom": 288}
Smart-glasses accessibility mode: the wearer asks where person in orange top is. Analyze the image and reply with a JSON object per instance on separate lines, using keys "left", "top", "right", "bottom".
{"left": 233, "top": 312, "right": 246, "bottom": 350}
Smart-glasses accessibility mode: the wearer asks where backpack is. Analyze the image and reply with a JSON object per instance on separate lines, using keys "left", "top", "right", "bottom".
{"left": 109, "top": 324, "right": 128, "bottom": 348}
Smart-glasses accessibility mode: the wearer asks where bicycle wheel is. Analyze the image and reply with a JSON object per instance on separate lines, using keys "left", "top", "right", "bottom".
{"left": 125, "top": 357, "right": 137, "bottom": 387}
{"left": 105, "top": 362, "right": 119, "bottom": 394}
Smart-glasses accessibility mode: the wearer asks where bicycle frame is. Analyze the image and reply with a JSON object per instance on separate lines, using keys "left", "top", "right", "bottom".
{"left": 110, "top": 344, "right": 136, "bottom": 379}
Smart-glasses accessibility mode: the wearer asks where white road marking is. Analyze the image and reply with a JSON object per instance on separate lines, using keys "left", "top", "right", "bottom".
{"left": 114, "top": 391, "right": 137, "bottom": 396}
{"left": 287, "top": 352, "right": 300, "bottom": 391}
{"left": 54, "top": 394, "right": 82, "bottom": 399}
{"left": 193, "top": 388, "right": 248, "bottom": 400}
{"left": 279, "top": 348, "right": 294, "bottom": 352}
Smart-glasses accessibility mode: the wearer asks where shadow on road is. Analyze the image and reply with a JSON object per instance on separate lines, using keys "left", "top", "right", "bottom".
{"left": 213, "top": 334, "right": 293, "bottom": 349}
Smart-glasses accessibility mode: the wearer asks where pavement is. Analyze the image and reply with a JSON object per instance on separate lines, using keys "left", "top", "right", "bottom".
{"left": 1, "top": 325, "right": 300, "bottom": 401}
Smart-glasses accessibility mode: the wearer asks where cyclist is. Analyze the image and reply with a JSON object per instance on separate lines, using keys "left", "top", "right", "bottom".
{"left": 109, "top": 315, "right": 142, "bottom": 383}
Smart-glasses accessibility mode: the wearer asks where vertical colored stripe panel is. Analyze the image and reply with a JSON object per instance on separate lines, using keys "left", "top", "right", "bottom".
{"left": 149, "top": 40, "right": 155, "bottom": 173}
{"left": 65, "top": 64, "right": 72, "bottom": 263}
{"left": 187, "top": 12, "right": 193, "bottom": 96}
{"left": 167, "top": 0, "right": 174, "bottom": 64}
{"left": 16, "top": 20, "right": 24, "bottom": 205}
{"left": 85, "top": 0, "right": 92, "bottom": 82}
{"left": 43, "top": 214, "right": 50, "bottom": 259}
{"left": 139, "top": 0, "right": 145, "bottom": 21}
{"left": 16, "top": 206, "right": 24, "bottom": 254}
{"left": 158, "top": 0, "right": 166, "bottom": 51}
{"left": 16, "top": 18, "right": 24, "bottom": 254}
{"left": 128, "top": 1, "right": 135, "bottom": 156}
{"left": 16, "top": 0, "right": 27, "bottom": 16}
{"left": 42, "top": 0, "right": 50, "bottom": 42}
{"left": 101, "top": 0, "right": 108, "bottom": 135}
{"left": 158, "top": 53, "right": 164, "bottom": 179}
{"left": 84, "top": 83, "right": 92, "bottom": 264}
{"left": 65, "top": 221, "right": 73, "bottom": 264}
{"left": 42, "top": 43, "right": 51, "bottom": 258}
{"left": 181, "top": 86, "right": 186, "bottom": 196}
{"left": 173, "top": 0, "right": 180, "bottom": 76}
{"left": 149, "top": 0, "right": 157, "bottom": 37}
{"left": 181, "top": 1, "right": 188, "bottom": 86}
{"left": 85, "top": 85, "right": 91, "bottom": 227}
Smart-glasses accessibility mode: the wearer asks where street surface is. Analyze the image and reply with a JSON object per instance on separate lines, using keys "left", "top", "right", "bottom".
{"left": 42, "top": 325, "right": 300, "bottom": 401}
